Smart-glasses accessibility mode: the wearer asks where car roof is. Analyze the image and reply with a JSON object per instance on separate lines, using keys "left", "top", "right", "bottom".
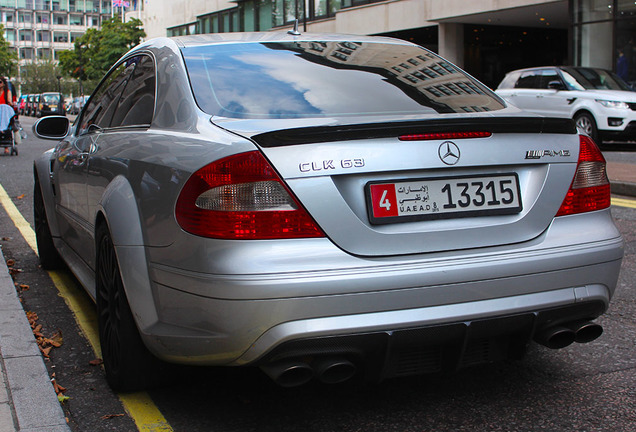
{"left": 138, "top": 32, "right": 416, "bottom": 51}
{"left": 506, "top": 66, "right": 611, "bottom": 74}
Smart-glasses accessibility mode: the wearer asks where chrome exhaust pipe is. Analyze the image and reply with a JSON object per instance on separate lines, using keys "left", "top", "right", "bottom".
{"left": 260, "top": 361, "right": 313, "bottom": 388}
{"left": 534, "top": 326, "right": 575, "bottom": 349}
{"left": 314, "top": 358, "right": 356, "bottom": 384}
{"left": 567, "top": 320, "right": 603, "bottom": 343}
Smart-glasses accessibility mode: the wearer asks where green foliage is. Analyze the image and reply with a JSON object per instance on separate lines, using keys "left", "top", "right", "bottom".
{"left": 19, "top": 61, "right": 63, "bottom": 94}
{"left": 0, "top": 24, "right": 17, "bottom": 77}
{"left": 59, "top": 16, "right": 146, "bottom": 81}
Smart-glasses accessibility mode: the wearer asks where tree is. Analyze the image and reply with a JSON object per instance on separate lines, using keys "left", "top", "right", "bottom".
{"left": 19, "top": 61, "right": 63, "bottom": 94}
{"left": 59, "top": 16, "right": 145, "bottom": 82}
{"left": 0, "top": 24, "right": 18, "bottom": 77}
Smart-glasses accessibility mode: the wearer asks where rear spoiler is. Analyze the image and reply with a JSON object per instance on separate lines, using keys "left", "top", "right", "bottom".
{"left": 251, "top": 117, "right": 576, "bottom": 148}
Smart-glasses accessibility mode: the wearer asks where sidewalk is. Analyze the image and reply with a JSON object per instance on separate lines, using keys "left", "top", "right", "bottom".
{"left": 0, "top": 162, "right": 633, "bottom": 432}
{"left": 0, "top": 252, "right": 70, "bottom": 432}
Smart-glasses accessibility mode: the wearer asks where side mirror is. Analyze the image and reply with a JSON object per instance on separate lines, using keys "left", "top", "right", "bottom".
{"left": 548, "top": 80, "right": 565, "bottom": 91}
{"left": 33, "top": 116, "right": 70, "bottom": 140}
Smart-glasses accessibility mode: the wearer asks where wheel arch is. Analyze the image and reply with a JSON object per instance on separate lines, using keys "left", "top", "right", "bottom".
{"left": 33, "top": 150, "right": 60, "bottom": 237}
{"left": 95, "top": 175, "right": 160, "bottom": 335}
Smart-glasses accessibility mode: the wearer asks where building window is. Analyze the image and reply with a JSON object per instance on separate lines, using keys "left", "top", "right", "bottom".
{"left": 197, "top": 8, "right": 239, "bottom": 34}
{"left": 69, "top": 0, "right": 86, "bottom": 12}
{"left": 18, "top": 12, "right": 33, "bottom": 23}
{"left": 36, "top": 12, "right": 50, "bottom": 24}
{"left": 167, "top": 23, "right": 196, "bottom": 37}
{"left": 37, "top": 30, "right": 51, "bottom": 42}
{"left": 70, "top": 31, "right": 83, "bottom": 42}
{"left": 53, "top": 14, "right": 68, "bottom": 25}
{"left": 4, "top": 29, "right": 15, "bottom": 42}
{"left": 3, "top": 12, "right": 14, "bottom": 23}
{"left": 37, "top": 48, "right": 51, "bottom": 59}
{"left": 19, "top": 29, "right": 33, "bottom": 41}
{"left": 70, "top": 14, "right": 83, "bottom": 25}
{"left": 53, "top": 31, "right": 68, "bottom": 42}
{"left": 20, "top": 48, "right": 34, "bottom": 60}
{"left": 573, "top": 0, "right": 636, "bottom": 82}
{"left": 34, "top": 0, "right": 51, "bottom": 10}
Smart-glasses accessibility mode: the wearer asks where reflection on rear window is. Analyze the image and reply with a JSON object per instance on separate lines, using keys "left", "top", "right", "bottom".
{"left": 182, "top": 41, "right": 505, "bottom": 119}
{"left": 42, "top": 94, "right": 60, "bottom": 103}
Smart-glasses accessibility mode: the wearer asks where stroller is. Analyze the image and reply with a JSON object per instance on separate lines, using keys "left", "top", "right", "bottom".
{"left": 0, "top": 104, "right": 17, "bottom": 156}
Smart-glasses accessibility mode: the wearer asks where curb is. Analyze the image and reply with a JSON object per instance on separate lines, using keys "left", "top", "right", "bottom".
{"left": 611, "top": 181, "right": 636, "bottom": 198}
{"left": 0, "top": 247, "right": 71, "bottom": 432}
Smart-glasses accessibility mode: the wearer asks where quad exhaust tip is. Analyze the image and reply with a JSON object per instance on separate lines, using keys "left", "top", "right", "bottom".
{"left": 261, "top": 357, "right": 357, "bottom": 387}
{"left": 534, "top": 320, "right": 603, "bottom": 349}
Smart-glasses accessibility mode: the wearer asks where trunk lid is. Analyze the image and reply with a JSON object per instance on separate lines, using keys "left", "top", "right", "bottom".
{"left": 222, "top": 115, "right": 580, "bottom": 257}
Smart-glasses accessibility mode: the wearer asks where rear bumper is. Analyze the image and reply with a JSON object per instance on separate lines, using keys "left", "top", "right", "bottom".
{"left": 138, "top": 211, "right": 623, "bottom": 367}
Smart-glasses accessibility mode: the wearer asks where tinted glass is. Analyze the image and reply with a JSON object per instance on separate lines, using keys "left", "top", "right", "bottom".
{"left": 182, "top": 41, "right": 505, "bottom": 119}
{"left": 78, "top": 62, "right": 132, "bottom": 134}
{"left": 515, "top": 71, "right": 541, "bottom": 89}
{"left": 110, "top": 55, "right": 156, "bottom": 127}
{"left": 562, "top": 67, "right": 633, "bottom": 91}
{"left": 42, "top": 93, "right": 59, "bottom": 103}
{"left": 538, "top": 69, "right": 561, "bottom": 89}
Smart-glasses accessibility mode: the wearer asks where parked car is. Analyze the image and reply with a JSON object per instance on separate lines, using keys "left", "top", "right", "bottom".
{"left": 495, "top": 66, "right": 636, "bottom": 143}
{"left": 33, "top": 33, "right": 623, "bottom": 392}
{"left": 36, "top": 92, "right": 65, "bottom": 117}
{"left": 26, "top": 94, "right": 39, "bottom": 116}
{"left": 17, "top": 95, "right": 27, "bottom": 115}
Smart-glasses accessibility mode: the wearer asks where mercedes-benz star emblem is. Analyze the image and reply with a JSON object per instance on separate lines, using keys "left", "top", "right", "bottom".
{"left": 438, "top": 141, "right": 460, "bottom": 165}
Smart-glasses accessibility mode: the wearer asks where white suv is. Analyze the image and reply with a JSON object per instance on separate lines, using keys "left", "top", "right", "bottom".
{"left": 495, "top": 66, "right": 636, "bottom": 143}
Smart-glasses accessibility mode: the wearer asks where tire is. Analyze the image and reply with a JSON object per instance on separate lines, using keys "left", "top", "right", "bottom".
{"left": 574, "top": 112, "right": 599, "bottom": 144}
{"left": 33, "top": 177, "right": 64, "bottom": 269}
{"left": 96, "top": 224, "right": 159, "bottom": 392}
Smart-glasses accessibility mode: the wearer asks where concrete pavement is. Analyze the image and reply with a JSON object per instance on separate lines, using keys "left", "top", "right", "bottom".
{"left": 0, "top": 161, "right": 634, "bottom": 432}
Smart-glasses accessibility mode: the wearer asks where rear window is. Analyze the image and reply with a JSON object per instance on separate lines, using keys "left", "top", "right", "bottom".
{"left": 182, "top": 41, "right": 505, "bottom": 119}
{"left": 42, "top": 94, "right": 59, "bottom": 103}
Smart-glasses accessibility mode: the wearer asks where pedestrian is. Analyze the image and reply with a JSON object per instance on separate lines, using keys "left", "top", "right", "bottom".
{"left": 617, "top": 49, "right": 629, "bottom": 81}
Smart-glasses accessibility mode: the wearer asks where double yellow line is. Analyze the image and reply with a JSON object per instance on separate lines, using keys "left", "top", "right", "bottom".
{"left": 0, "top": 184, "right": 172, "bottom": 432}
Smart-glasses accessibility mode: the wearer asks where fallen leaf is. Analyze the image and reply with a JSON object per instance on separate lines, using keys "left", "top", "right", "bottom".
{"left": 1, "top": 237, "right": 10, "bottom": 241}
{"left": 6, "top": 258, "right": 15, "bottom": 266}
{"left": 19, "top": 284, "right": 29, "bottom": 291}
{"left": 89, "top": 358, "right": 103, "bottom": 366}
{"left": 49, "top": 330, "right": 63, "bottom": 347}
{"left": 101, "top": 414, "right": 125, "bottom": 420}
{"left": 57, "top": 394, "right": 70, "bottom": 404}
{"left": 40, "top": 346, "right": 52, "bottom": 358}
{"left": 16, "top": 194, "right": 25, "bottom": 200}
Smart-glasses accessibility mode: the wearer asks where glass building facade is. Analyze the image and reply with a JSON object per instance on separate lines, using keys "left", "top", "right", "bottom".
{"left": 573, "top": 0, "right": 636, "bottom": 83}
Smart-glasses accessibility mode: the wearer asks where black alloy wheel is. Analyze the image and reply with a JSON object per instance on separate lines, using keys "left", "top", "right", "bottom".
{"left": 33, "top": 176, "right": 64, "bottom": 269}
{"left": 96, "top": 224, "right": 158, "bottom": 392}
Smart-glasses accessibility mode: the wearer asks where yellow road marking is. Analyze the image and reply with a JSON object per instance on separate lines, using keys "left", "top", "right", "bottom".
{"left": 612, "top": 197, "right": 636, "bottom": 209}
{"left": 0, "top": 184, "right": 173, "bottom": 432}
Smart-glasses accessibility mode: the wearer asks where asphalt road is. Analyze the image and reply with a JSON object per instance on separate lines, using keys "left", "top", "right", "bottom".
{"left": 0, "top": 115, "right": 634, "bottom": 432}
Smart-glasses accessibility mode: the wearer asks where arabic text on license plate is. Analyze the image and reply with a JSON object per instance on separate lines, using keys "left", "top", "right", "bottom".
{"left": 367, "top": 174, "right": 522, "bottom": 224}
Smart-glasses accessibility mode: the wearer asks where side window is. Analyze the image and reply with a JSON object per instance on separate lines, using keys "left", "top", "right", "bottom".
{"left": 78, "top": 62, "right": 133, "bottom": 135}
{"left": 110, "top": 55, "right": 156, "bottom": 128}
{"left": 539, "top": 69, "right": 562, "bottom": 89}
{"left": 515, "top": 70, "right": 540, "bottom": 89}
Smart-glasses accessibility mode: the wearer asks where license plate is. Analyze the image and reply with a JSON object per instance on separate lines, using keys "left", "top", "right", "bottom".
{"left": 366, "top": 174, "right": 522, "bottom": 224}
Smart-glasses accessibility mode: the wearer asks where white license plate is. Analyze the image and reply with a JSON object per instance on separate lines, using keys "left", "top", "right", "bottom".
{"left": 366, "top": 174, "right": 522, "bottom": 224}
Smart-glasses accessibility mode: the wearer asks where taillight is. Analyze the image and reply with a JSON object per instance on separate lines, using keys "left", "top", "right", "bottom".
{"left": 556, "top": 135, "right": 610, "bottom": 216}
{"left": 175, "top": 151, "right": 324, "bottom": 239}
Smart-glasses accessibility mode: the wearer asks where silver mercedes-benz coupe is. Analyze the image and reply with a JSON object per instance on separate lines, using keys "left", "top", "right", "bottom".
{"left": 33, "top": 32, "right": 624, "bottom": 391}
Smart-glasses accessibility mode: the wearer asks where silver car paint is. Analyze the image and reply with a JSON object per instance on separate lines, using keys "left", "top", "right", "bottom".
{"left": 34, "top": 34, "right": 624, "bottom": 370}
